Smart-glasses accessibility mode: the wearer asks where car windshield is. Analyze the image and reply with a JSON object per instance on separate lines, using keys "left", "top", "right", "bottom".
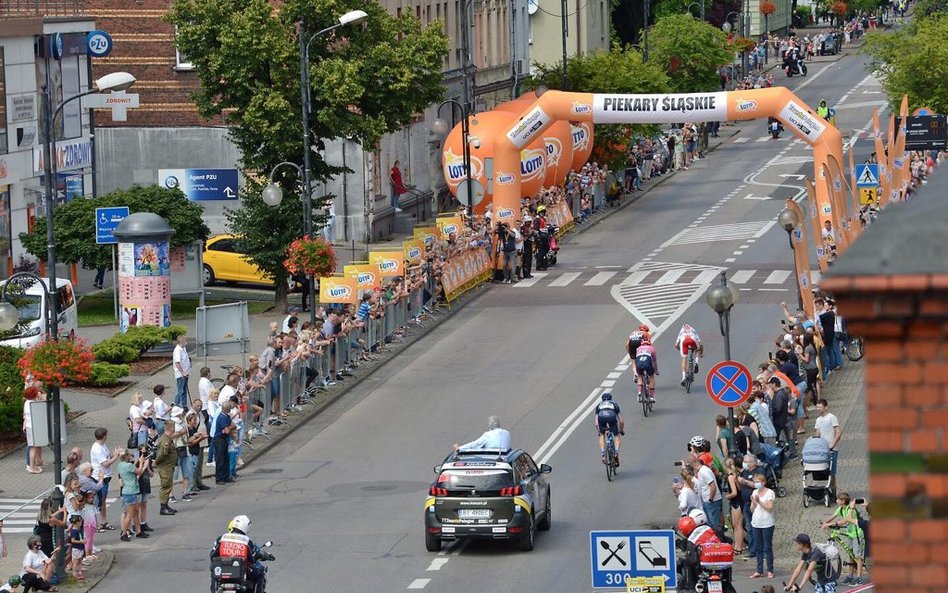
{"left": 438, "top": 469, "right": 514, "bottom": 491}
{"left": 12, "top": 294, "right": 41, "bottom": 322}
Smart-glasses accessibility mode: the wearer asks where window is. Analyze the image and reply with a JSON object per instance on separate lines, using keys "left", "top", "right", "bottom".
{"left": 208, "top": 239, "right": 236, "bottom": 253}
{"left": 174, "top": 26, "right": 194, "bottom": 71}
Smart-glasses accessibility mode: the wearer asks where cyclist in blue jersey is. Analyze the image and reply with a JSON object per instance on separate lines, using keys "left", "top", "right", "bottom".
{"left": 594, "top": 392, "right": 625, "bottom": 466}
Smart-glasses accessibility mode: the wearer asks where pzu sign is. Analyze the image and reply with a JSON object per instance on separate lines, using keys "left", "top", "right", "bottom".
{"left": 86, "top": 30, "right": 114, "bottom": 58}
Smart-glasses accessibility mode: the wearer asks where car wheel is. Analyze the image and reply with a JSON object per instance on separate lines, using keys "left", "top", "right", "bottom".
{"left": 425, "top": 531, "right": 441, "bottom": 552}
{"left": 203, "top": 264, "right": 216, "bottom": 286}
{"left": 537, "top": 491, "right": 551, "bottom": 531}
{"left": 518, "top": 519, "right": 535, "bottom": 551}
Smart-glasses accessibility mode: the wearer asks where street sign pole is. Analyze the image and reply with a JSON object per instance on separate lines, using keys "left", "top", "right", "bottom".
{"left": 112, "top": 244, "right": 118, "bottom": 321}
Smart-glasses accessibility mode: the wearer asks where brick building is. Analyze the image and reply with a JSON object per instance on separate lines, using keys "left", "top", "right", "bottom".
{"left": 822, "top": 166, "right": 948, "bottom": 593}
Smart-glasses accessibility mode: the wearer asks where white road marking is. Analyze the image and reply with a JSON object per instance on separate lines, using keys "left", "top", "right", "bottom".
{"left": 513, "top": 272, "right": 547, "bottom": 287}
{"left": 426, "top": 558, "right": 450, "bottom": 571}
{"left": 755, "top": 136, "right": 771, "bottom": 142}
{"left": 656, "top": 269, "right": 685, "bottom": 284}
{"left": 533, "top": 388, "right": 603, "bottom": 461}
{"left": 725, "top": 258, "right": 736, "bottom": 262}
{"left": 615, "top": 365, "right": 630, "bottom": 371}
{"left": 744, "top": 194, "right": 773, "bottom": 200}
{"left": 620, "top": 270, "right": 652, "bottom": 283}
{"left": 407, "top": 579, "right": 431, "bottom": 589}
{"left": 760, "top": 288, "right": 788, "bottom": 291}
{"left": 595, "top": 265, "right": 622, "bottom": 269}
{"left": 662, "top": 221, "right": 775, "bottom": 247}
{"left": 764, "top": 270, "right": 791, "bottom": 284}
{"left": 585, "top": 271, "right": 617, "bottom": 286}
{"left": 752, "top": 220, "right": 776, "bottom": 237}
{"left": 729, "top": 270, "right": 755, "bottom": 284}
{"left": 601, "top": 380, "right": 616, "bottom": 388}
{"left": 607, "top": 372, "right": 622, "bottom": 379}
{"left": 547, "top": 272, "right": 581, "bottom": 287}
{"left": 693, "top": 269, "right": 721, "bottom": 284}
{"left": 733, "top": 137, "right": 750, "bottom": 143}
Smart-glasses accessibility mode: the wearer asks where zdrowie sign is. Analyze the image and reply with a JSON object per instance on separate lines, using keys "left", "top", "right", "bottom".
{"left": 593, "top": 93, "right": 727, "bottom": 123}
{"left": 779, "top": 100, "right": 827, "bottom": 143}
{"left": 506, "top": 105, "right": 552, "bottom": 149}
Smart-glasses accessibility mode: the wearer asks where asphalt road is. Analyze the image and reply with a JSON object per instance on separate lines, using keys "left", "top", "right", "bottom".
{"left": 91, "top": 54, "right": 883, "bottom": 593}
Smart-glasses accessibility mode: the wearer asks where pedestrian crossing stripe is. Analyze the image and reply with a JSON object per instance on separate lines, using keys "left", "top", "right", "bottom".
{"left": 0, "top": 498, "right": 118, "bottom": 533}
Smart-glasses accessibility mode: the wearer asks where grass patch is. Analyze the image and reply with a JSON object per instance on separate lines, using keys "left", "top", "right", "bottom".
{"left": 78, "top": 294, "right": 273, "bottom": 327}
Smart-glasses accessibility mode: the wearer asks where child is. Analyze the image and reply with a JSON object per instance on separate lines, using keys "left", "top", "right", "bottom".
{"left": 80, "top": 491, "right": 98, "bottom": 562}
{"left": 68, "top": 515, "right": 86, "bottom": 580}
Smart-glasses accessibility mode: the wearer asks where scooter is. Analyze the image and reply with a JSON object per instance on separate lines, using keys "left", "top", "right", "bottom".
{"left": 211, "top": 541, "right": 275, "bottom": 593}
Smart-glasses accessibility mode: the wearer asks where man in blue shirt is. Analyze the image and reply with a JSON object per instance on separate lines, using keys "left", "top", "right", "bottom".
{"left": 454, "top": 416, "right": 511, "bottom": 451}
{"left": 213, "top": 402, "right": 235, "bottom": 484}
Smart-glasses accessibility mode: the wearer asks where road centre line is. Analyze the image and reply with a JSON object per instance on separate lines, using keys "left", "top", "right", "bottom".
{"left": 533, "top": 388, "right": 603, "bottom": 461}
{"left": 426, "top": 558, "right": 450, "bottom": 571}
{"left": 407, "top": 578, "right": 431, "bottom": 589}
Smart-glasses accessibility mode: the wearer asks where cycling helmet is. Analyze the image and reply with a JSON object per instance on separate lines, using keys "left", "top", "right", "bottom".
{"left": 689, "top": 435, "right": 706, "bottom": 449}
{"left": 641, "top": 336, "right": 651, "bottom": 345}
{"left": 537, "top": 205, "right": 547, "bottom": 214}
{"left": 8, "top": 576, "right": 22, "bottom": 588}
{"left": 688, "top": 508, "right": 708, "bottom": 526}
{"left": 601, "top": 392, "right": 613, "bottom": 401}
{"left": 682, "top": 323, "right": 692, "bottom": 331}
{"left": 229, "top": 515, "right": 251, "bottom": 535}
{"left": 677, "top": 516, "right": 697, "bottom": 536}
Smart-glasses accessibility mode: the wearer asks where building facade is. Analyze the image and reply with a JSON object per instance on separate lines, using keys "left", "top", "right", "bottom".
{"left": 527, "top": 0, "right": 610, "bottom": 73}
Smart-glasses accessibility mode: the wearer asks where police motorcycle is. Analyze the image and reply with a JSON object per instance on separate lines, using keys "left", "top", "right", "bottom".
{"left": 782, "top": 48, "right": 808, "bottom": 77}
{"left": 675, "top": 510, "right": 736, "bottom": 593}
{"left": 210, "top": 515, "right": 276, "bottom": 593}
{"left": 768, "top": 117, "right": 785, "bottom": 140}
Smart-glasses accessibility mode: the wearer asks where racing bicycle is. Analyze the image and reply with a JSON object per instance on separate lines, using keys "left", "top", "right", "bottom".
{"left": 827, "top": 524, "right": 869, "bottom": 583}
{"left": 604, "top": 430, "right": 619, "bottom": 481}
{"left": 637, "top": 372, "right": 654, "bottom": 417}
{"left": 683, "top": 347, "right": 698, "bottom": 393}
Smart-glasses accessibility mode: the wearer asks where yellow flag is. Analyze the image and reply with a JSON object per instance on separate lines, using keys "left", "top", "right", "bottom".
{"left": 369, "top": 251, "right": 404, "bottom": 277}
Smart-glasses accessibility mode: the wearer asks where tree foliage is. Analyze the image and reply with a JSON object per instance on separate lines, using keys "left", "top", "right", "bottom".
{"left": 166, "top": 0, "right": 449, "bottom": 307}
{"left": 649, "top": 14, "right": 733, "bottom": 93}
{"left": 862, "top": 15, "right": 948, "bottom": 113}
{"left": 19, "top": 186, "right": 209, "bottom": 270}
{"left": 527, "top": 47, "right": 671, "bottom": 169}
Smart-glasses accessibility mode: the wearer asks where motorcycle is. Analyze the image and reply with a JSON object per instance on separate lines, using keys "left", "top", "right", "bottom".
{"left": 769, "top": 118, "right": 785, "bottom": 139}
{"left": 675, "top": 533, "right": 736, "bottom": 593}
{"left": 211, "top": 541, "right": 275, "bottom": 593}
{"left": 784, "top": 56, "right": 808, "bottom": 77}
{"left": 544, "top": 224, "right": 560, "bottom": 267}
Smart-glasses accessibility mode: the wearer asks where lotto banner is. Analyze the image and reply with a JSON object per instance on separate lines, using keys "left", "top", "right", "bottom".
{"left": 436, "top": 215, "right": 463, "bottom": 237}
{"left": 319, "top": 276, "right": 358, "bottom": 304}
{"left": 872, "top": 109, "right": 890, "bottom": 207}
{"left": 344, "top": 264, "right": 378, "bottom": 289}
{"left": 369, "top": 251, "right": 404, "bottom": 277}
{"left": 785, "top": 199, "right": 815, "bottom": 321}
{"left": 403, "top": 239, "right": 425, "bottom": 265}
{"left": 545, "top": 201, "right": 574, "bottom": 229}
{"left": 440, "top": 248, "right": 491, "bottom": 302}
{"left": 805, "top": 179, "right": 829, "bottom": 273}
{"left": 413, "top": 226, "right": 441, "bottom": 249}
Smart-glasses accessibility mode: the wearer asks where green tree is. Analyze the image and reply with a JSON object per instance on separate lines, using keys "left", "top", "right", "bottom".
{"left": 19, "top": 185, "right": 210, "bottom": 271}
{"left": 862, "top": 15, "right": 948, "bottom": 113}
{"left": 166, "top": 0, "right": 449, "bottom": 308}
{"left": 649, "top": 14, "right": 732, "bottom": 93}
{"left": 527, "top": 47, "right": 671, "bottom": 169}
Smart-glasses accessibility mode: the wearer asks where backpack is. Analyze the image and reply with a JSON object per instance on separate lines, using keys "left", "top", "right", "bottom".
{"left": 815, "top": 542, "right": 842, "bottom": 582}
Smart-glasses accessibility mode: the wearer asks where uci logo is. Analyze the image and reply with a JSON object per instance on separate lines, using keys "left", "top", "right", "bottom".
{"left": 379, "top": 260, "right": 398, "bottom": 273}
{"left": 496, "top": 172, "right": 515, "bottom": 185}
{"left": 407, "top": 247, "right": 421, "bottom": 260}
{"left": 736, "top": 100, "right": 758, "bottom": 112}
{"left": 497, "top": 208, "right": 515, "bottom": 220}
{"left": 356, "top": 273, "right": 374, "bottom": 285}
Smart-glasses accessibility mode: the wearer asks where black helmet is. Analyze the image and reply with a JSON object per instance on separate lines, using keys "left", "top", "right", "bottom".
{"left": 601, "top": 392, "right": 613, "bottom": 401}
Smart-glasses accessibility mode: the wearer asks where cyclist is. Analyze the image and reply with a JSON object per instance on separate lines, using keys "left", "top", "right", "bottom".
{"left": 594, "top": 392, "right": 624, "bottom": 466}
{"left": 627, "top": 324, "right": 651, "bottom": 390}
{"left": 634, "top": 336, "right": 659, "bottom": 402}
{"left": 675, "top": 324, "right": 704, "bottom": 386}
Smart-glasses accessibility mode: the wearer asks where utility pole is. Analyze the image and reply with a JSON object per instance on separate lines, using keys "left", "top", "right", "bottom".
{"left": 643, "top": 0, "right": 650, "bottom": 62}
{"left": 561, "top": 0, "right": 569, "bottom": 88}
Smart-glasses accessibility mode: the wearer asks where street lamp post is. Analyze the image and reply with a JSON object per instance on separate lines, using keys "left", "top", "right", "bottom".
{"left": 40, "top": 70, "right": 135, "bottom": 578}
{"left": 686, "top": 2, "right": 700, "bottom": 16}
{"left": 643, "top": 0, "right": 650, "bottom": 62}
{"left": 298, "top": 10, "right": 369, "bottom": 325}
{"left": 705, "top": 271, "right": 741, "bottom": 456}
{"left": 432, "top": 100, "right": 474, "bottom": 225}
{"left": 778, "top": 206, "right": 805, "bottom": 312}
{"left": 722, "top": 12, "right": 745, "bottom": 80}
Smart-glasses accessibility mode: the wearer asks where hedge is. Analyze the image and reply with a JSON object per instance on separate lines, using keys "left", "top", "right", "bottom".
{"left": 89, "top": 362, "right": 131, "bottom": 387}
{"left": 92, "top": 325, "right": 188, "bottom": 363}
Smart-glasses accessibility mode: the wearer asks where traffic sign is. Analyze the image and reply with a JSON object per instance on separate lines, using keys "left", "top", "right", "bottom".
{"left": 859, "top": 187, "right": 878, "bottom": 205}
{"left": 590, "top": 530, "right": 676, "bottom": 590}
{"left": 86, "top": 30, "right": 113, "bottom": 57}
{"left": 854, "top": 163, "right": 879, "bottom": 188}
{"left": 96, "top": 206, "right": 129, "bottom": 245}
{"left": 81, "top": 92, "right": 139, "bottom": 122}
{"left": 705, "top": 360, "right": 753, "bottom": 408}
{"left": 159, "top": 168, "right": 239, "bottom": 201}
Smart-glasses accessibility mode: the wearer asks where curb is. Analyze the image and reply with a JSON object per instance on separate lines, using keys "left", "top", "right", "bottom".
{"left": 57, "top": 550, "right": 115, "bottom": 593}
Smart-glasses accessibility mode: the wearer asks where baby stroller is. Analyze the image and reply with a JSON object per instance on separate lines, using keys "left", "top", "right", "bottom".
{"left": 801, "top": 436, "right": 833, "bottom": 507}
{"left": 757, "top": 441, "right": 788, "bottom": 497}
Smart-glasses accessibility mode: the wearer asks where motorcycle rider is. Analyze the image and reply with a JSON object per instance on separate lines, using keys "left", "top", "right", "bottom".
{"left": 535, "top": 206, "right": 550, "bottom": 271}
{"left": 210, "top": 515, "right": 274, "bottom": 593}
{"left": 677, "top": 513, "right": 732, "bottom": 592}
{"left": 817, "top": 99, "right": 830, "bottom": 120}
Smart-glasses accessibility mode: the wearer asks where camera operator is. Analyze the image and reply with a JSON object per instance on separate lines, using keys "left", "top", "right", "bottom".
{"left": 496, "top": 222, "right": 519, "bottom": 284}
{"left": 520, "top": 214, "right": 535, "bottom": 279}
{"left": 535, "top": 206, "right": 550, "bottom": 270}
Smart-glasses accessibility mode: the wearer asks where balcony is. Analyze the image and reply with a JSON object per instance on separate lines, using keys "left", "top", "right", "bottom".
{"left": 0, "top": 0, "right": 81, "bottom": 17}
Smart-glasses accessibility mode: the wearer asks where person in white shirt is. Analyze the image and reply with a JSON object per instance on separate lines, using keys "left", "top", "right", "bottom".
{"left": 674, "top": 466, "right": 703, "bottom": 516}
{"left": 690, "top": 453, "right": 723, "bottom": 530}
{"left": 454, "top": 416, "right": 511, "bottom": 451}
{"left": 151, "top": 388, "right": 170, "bottom": 436}
{"left": 21, "top": 536, "right": 59, "bottom": 592}
{"left": 198, "top": 367, "right": 213, "bottom": 408}
{"left": 814, "top": 398, "right": 843, "bottom": 490}
{"left": 206, "top": 388, "right": 221, "bottom": 467}
{"left": 172, "top": 334, "right": 191, "bottom": 409}
{"left": 89, "top": 428, "right": 119, "bottom": 532}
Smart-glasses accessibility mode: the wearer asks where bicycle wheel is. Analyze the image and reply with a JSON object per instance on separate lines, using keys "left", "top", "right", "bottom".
{"left": 642, "top": 385, "right": 650, "bottom": 418}
{"left": 605, "top": 438, "right": 615, "bottom": 481}
{"left": 684, "top": 351, "right": 694, "bottom": 393}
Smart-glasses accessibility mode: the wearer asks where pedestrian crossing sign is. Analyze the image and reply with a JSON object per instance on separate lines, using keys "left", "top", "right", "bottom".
{"left": 859, "top": 187, "right": 878, "bottom": 205}
{"left": 855, "top": 163, "right": 880, "bottom": 188}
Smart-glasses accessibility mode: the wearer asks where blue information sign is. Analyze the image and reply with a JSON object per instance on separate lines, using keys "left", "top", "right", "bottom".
{"left": 855, "top": 163, "right": 880, "bottom": 188}
{"left": 86, "top": 30, "right": 113, "bottom": 58}
{"left": 590, "top": 530, "right": 677, "bottom": 590}
{"left": 158, "top": 168, "right": 239, "bottom": 201}
{"left": 96, "top": 206, "right": 130, "bottom": 245}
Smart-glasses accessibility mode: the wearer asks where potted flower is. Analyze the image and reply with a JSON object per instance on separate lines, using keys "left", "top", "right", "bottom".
{"left": 17, "top": 338, "right": 95, "bottom": 387}
{"left": 284, "top": 236, "right": 337, "bottom": 278}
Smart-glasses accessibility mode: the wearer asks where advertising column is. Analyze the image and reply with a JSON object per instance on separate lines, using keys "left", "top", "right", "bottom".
{"left": 113, "top": 213, "right": 175, "bottom": 332}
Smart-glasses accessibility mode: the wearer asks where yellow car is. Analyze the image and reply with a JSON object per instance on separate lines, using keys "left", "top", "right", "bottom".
{"left": 203, "top": 234, "right": 286, "bottom": 287}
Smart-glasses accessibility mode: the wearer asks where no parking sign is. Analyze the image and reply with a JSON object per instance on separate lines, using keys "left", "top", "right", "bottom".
{"left": 705, "top": 360, "right": 753, "bottom": 408}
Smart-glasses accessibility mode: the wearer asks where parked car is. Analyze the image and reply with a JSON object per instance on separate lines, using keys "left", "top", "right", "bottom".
{"left": 0, "top": 278, "right": 78, "bottom": 348}
{"left": 203, "top": 234, "right": 293, "bottom": 289}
